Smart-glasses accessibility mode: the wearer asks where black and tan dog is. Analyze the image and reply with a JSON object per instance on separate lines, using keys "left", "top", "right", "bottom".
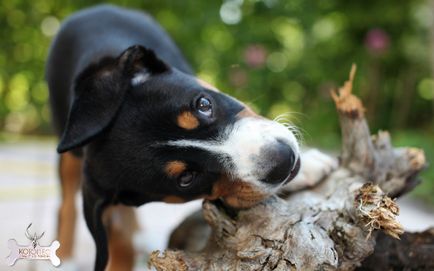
{"left": 46, "top": 5, "right": 301, "bottom": 271}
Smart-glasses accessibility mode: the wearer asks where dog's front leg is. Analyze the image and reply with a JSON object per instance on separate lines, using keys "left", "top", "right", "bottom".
{"left": 104, "top": 205, "right": 138, "bottom": 271}
{"left": 57, "top": 152, "right": 82, "bottom": 261}
{"left": 280, "top": 149, "right": 338, "bottom": 193}
{"left": 82, "top": 181, "right": 110, "bottom": 271}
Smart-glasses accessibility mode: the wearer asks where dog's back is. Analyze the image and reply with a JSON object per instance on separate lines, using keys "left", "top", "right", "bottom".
{"left": 46, "top": 4, "right": 192, "bottom": 138}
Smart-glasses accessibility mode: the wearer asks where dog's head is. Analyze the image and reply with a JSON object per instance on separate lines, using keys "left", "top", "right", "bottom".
{"left": 58, "top": 45, "right": 300, "bottom": 208}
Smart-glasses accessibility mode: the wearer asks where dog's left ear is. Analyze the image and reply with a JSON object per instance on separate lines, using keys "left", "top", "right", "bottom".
{"left": 120, "top": 45, "right": 169, "bottom": 83}
{"left": 57, "top": 45, "right": 169, "bottom": 153}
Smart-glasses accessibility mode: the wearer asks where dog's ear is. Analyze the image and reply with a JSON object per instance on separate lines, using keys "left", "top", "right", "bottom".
{"left": 120, "top": 45, "right": 169, "bottom": 83}
{"left": 57, "top": 46, "right": 169, "bottom": 153}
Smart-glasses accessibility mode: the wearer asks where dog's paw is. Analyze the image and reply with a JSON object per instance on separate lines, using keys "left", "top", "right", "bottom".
{"left": 281, "top": 149, "right": 338, "bottom": 193}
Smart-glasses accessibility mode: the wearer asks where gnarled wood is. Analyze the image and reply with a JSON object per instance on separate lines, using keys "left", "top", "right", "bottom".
{"left": 149, "top": 66, "right": 427, "bottom": 271}
{"left": 358, "top": 228, "right": 434, "bottom": 270}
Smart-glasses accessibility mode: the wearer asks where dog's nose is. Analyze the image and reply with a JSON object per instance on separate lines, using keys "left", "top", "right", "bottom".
{"left": 261, "top": 140, "right": 296, "bottom": 184}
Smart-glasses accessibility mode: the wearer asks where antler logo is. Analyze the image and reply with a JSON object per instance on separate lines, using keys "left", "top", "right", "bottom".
{"left": 6, "top": 223, "right": 60, "bottom": 267}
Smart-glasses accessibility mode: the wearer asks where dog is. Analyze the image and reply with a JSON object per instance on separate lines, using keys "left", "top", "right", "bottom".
{"left": 46, "top": 5, "right": 302, "bottom": 271}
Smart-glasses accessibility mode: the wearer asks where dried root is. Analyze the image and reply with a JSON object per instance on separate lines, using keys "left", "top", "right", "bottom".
{"left": 355, "top": 183, "right": 403, "bottom": 239}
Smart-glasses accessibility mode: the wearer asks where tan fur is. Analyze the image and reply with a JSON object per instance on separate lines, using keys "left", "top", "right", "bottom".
{"left": 206, "top": 175, "right": 268, "bottom": 209}
{"left": 165, "top": 160, "right": 187, "bottom": 177}
{"left": 196, "top": 78, "right": 220, "bottom": 92}
{"left": 104, "top": 206, "right": 139, "bottom": 271}
{"left": 57, "top": 152, "right": 138, "bottom": 270}
{"left": 163, "top": 195, "right": 186, "bottom": 203}
{"left": 57, "top": 152, "right": 82, "bottom": 260}
{"left": 177, "top": 111, "right": 200, "bottom": 130}
{"left": 236, "top": 106, "right": 261, "bottom": 119}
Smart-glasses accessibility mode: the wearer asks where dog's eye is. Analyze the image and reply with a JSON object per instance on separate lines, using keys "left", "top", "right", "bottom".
{"left": 196, "top": 97, "right": 212, "bottom": 117}
{"left": 177, "top": 171, "right": 195, "bottom": 188}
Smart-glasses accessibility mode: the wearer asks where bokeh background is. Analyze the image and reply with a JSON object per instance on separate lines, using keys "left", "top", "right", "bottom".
{"left": 0, "top": 0, "right": 433, "bottom": 204}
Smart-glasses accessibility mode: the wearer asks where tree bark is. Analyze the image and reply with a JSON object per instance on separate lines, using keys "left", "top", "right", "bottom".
{"left": 358, "top": 228, "right": 434, "bottom": 271}
{"left": 149, "top": 65, "right": 427, "bottom": 271}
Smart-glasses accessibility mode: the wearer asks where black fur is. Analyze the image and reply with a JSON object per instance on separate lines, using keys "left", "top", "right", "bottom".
{"left": 46, "top": 5, "right": 245, "bottom": 271}
{"left": 56, "top": 46, "right": 170, "bottom": 152}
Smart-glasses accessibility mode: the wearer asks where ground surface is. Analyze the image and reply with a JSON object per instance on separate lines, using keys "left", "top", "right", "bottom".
{"left": 0, "top": 140, "right": 433, "bottom": 271}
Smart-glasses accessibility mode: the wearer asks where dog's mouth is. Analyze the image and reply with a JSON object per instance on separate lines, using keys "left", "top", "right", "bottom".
{"left": 206, "top": 158, "right": 301, "bottom": 209}
{"left": 283, "top": 158, "right": 301, "bottom": 186}
{"left": 208, "top": 198, "right": 240, "bottom": 219}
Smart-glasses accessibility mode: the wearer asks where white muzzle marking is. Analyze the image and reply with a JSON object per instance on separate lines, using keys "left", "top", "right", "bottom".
{"left": 166, "top": 117, "right": 299, "bottom": 190}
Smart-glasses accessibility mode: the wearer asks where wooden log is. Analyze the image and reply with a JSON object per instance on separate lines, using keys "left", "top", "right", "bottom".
{"left": 358, "top": 228, "right": 434, "bottom": 270}
{"left": 149, "top": 65, "right": 427, "bottom": 271}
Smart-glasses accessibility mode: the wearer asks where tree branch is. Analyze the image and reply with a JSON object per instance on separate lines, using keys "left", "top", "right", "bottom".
{"left": 149, "top": 65, "right": 427, "bottom": 271}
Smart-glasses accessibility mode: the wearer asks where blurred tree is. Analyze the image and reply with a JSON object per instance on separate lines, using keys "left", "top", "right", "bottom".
{"left": 0, "top": 0, "right": 433, "bottom": 201}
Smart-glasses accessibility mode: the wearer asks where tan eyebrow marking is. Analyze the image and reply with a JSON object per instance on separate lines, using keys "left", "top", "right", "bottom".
{"left": 236, "top": 105, "right": 262, "bottom": 119}
{"left": 196, "top": 78, "right": 220, "bottom": 92}
{"left": 177, "top": 111, "right": 200, "bottom": 130}
{"left": 165, "top": 160, "right": 187, "bottom": 177}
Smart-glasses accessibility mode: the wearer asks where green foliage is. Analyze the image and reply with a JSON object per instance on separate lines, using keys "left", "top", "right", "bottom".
{"left": 394, "top": 131, "right": 434, "bottom": 203}
{"left": 0, "top": 0, "right": 433, "bottom": 202}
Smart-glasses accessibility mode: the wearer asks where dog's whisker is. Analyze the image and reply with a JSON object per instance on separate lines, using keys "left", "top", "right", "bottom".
{"left": 275, "top": 112, "right": 308, "bottom": 125}
{"left": 272, "top": 112, "right": 302, "bottom": 123}
{"left": 273, "top": 117, "right": 306, "bottom": 145}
